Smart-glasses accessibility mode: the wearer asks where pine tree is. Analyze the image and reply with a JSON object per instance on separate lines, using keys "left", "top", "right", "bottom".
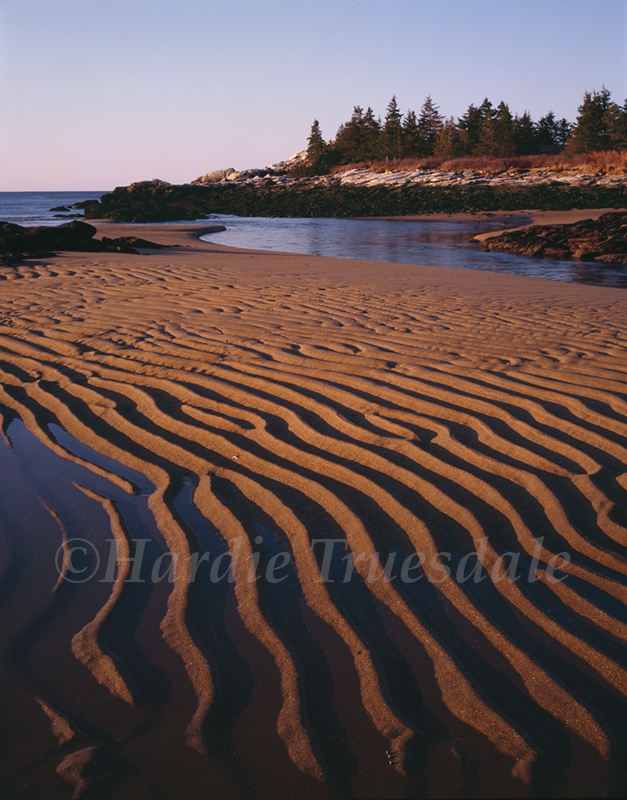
{"left": 555, "top": 118, "right": 571, "bottom": 148}
{"left": 535, "top": 111, "right": 559, "bottom": 151}
{"left": 477, "top": 98, "right": 497, "bottom": 155}
{"left": 361, "top": 107, "right": 382, "bottom": 161}
{"left": 402, "top": 110, "right": 420, "bottom": 157}
{"left": 434, "top": 117, "right": 462, "bottom": 159}
{"left": 604, "top": 99, "right": 627, "bottom": 149}
{"left": 458, "top": 103, "right": 483, "bottom": 155}
{"left": 492, "top": 101, "right": 515, "bottom": 157}
{"left": 512, "top": 112, "right": 537, "bottom": 155}
{"left": 305, "top": 119, "right": 329, "bottom": 174}
{"left": 307, "top": 119, "right": 326, "bottom": 161}
{"left": 417, "top": 96, "right": 443, "bottom": 156}
{"left": 332, "top": 106, "right": 364, "bottom": 164}
{"left": 383, "top": 95, "right": 403, "bottom": 161}
{"left": 570, "top": 87, "right": 612, "bottom": 152}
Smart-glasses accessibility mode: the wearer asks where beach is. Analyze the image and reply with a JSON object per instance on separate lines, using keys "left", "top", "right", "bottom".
{"left": 0, "top": 224, "right": 626, "bottom": 798}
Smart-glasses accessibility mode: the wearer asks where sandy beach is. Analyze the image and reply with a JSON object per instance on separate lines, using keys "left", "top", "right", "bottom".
{"left": 0, "top": 223, "right": 626, "bottom": 799}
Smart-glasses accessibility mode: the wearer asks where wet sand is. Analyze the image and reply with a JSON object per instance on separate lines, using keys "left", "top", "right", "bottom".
{"left": 0, "top": 224, "right": 626, "bottom": 798}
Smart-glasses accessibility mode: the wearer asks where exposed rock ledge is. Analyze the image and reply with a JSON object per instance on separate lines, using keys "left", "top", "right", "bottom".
{"left": 191, "top": 150, "right": 627, "bottom": 191}
{"left": 84, "top": 178, "right": 627, "bottom": 223}
{"left": 476, "top": 211, "right": 627, "bottom": 266}
{"left": 0, "top": 220, "right": 168, "bottom": 265}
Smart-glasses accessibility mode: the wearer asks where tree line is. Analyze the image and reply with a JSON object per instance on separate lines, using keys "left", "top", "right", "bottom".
{"left": 305, "top": 87, "right": 627, "bottom": 173}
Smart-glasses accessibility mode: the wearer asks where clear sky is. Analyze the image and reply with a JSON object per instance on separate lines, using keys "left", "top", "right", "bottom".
{"left": 1, "top": 0, "right": 625, "bottom": 191}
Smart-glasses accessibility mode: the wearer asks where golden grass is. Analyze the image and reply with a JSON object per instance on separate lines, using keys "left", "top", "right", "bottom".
{"left": 329, "top": 150, "right": 627, "bottom": 176}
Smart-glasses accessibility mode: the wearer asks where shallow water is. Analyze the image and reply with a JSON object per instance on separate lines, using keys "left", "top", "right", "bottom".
{"left": 201, "top": 215, "right": 627, "bottom": 288}
{"left": 2, "top": 193, "right": 625, "bottom": 287}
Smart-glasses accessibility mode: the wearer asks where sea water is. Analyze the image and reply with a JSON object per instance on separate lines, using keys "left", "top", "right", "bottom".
{"left": 1, "top": 193, "right": 625, "bottom": 287}
{"left": 0, "top": 191, "right": 107, "bottom": 226}
{"left": 201, "top": 215, "right": 627, "bottom": 288}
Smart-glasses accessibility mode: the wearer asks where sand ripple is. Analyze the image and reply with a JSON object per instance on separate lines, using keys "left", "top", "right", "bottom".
{"left": 0, "top": 227, "right": 626, "bottom": 798}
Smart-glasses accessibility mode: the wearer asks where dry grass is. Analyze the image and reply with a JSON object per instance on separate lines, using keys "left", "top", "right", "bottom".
{"left": 329, "top": 150, "right": 627, "bottom": 176}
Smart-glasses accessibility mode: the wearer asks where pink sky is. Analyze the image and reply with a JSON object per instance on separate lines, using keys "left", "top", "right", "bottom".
{"left": 1, "top": 0, "right": 625, "bottom": 191}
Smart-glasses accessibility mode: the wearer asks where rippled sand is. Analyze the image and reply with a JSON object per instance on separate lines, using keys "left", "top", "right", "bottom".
{"left": 0, "top": 224, "right": 626, "bottom": 799}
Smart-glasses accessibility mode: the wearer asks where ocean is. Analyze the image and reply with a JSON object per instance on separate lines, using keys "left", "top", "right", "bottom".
{"left": 0, "top": 191, "right": 107, "bottom": 226}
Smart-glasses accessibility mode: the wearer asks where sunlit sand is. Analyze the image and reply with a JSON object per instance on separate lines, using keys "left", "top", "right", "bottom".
{"left": 0, "top": 224, "right": 626, "bottom": 798}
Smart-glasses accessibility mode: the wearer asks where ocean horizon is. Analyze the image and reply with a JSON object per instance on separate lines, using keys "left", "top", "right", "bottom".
{"left": 0, "top": 191, "right": 108, "bottom": 227}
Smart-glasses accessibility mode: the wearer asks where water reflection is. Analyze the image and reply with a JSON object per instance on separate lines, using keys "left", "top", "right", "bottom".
{"left": 201, "top": 216, "right": 627, "bottom": 288}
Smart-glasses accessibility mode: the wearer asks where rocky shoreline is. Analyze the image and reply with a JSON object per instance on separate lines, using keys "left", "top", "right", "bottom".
{"left": 0, "top": 220, "right": 168, "bottom": 265}
{"left": 84, "top": 179, "right": 627, "bottom": 223}
{"left": 477, "top": 211, "right": 627, "bottom": 266}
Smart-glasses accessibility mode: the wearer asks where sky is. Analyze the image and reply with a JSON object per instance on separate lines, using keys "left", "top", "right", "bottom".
{"left": 0, "top": 0, "right": 626, "bottom": 191}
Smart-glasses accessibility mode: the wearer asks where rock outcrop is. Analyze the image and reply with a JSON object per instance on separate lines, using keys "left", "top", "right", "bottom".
{"left": 0, "top": 220, "right": 167, "bottom": 265}
{"left": 85, "top": 180, "right": 212, "bottom": 222}
{"left": 192, "top": 168, "right": 237, "bottom": 184}
{"left": 192, "top": 151, "right": 308, "bottom": 185}
{"left": 84, "top": 180, "right": 627, "bottom": 224}
{"left": 479, "top": 211, "right": 627, "bottom": 265}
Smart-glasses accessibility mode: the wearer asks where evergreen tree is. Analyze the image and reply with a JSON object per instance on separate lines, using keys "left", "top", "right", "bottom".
{"left": 477, "top": 98, "right": 497, "bottom": 155}
{"left": 492, "top": 101, "right": 515, "bottom": 156}
{"left": 570, "top": 87, "right": 612, "bottom": 152}
{"left": 331, "top": 106, "right": 364, "bottom": 164}
{"left": 535, "top": 111, "right": 570, "bottom": 151}
{"left": 307, "top": 119, "right": 326, "bottom": 161}
{"left": 458, "top": 103, "right": 483, "bottom": 155}
{"left": 555, "top": 118, "right": 571, "bottom": 148}
{"left": 383, "top": 95, "right": 403, "bottom": 160}
{"left": 402, "top": 109, "right": 420, "bottom": 157}
{"left": 512, "top": 111, "right": 538, "bottom": 155}
{"left": 417, "top": 96, "right": 443, "bottom": 156}
{"left": 604, "top": 99, "right": 627, "bottom": 149}
{"left": 361, "top": 107, "right": 382, "bottom": 161}
{"left": 303, "top": 89, "right": 608, "bottom": 173}
{"left": 535, "top": 111, "right": 559, "bottom": 151}
{"left": 434, "top": 117, "right": 463, "bottom": 159}
{"left": 305, "top": 119, "right": 328, "bottom": 174}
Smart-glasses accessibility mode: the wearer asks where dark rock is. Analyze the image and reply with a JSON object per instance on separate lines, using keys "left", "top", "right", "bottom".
{"left": 50, "top": 206, "right": 71, "bottom": 211}
{"left": 542, "top": 247, "right": 570, "bottom": 259}
{"left": 54, "top": 220, "right": 99, "bottom": 238}
{"left": 0, "top": 222, "right": 23, "bottom": 236}
{"left": 72, "top": 199, "right": 100, "bottom": 210}
{"left": 0, "top": 221, "right": 166, "bottom": 265}
{"left": 84, "top": 181, "right": 627, "bottom": 224}
{"left": 595, "top": 253, "right": 627, "bottom": 265}
{"left": 100, "top": 236, "right": 167, "bottom": 249}
{"left": 482, "top": 212, "right": 627, "bottom": 268}
{"left": 575, "top": 249, "right": 600, "bottom": 261}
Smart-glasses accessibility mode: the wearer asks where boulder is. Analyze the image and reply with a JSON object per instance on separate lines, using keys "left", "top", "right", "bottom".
{"left": 0, "top": 222, "right": 23, "bottom": 236}
{"left": 46, "top": 220, "right": 98, "bottom": 238}
{"left": 72, "top": 199, "right": 100, "bottom": 210}
{"left": 192, "top": 168, "right": 236, "bottom": 185}
{"left": 0, "top": 221, "right": 165, "bottom": 265}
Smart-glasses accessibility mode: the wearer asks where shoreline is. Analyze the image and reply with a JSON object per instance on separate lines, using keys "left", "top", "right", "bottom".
{"left": 84, "top": 180, "right": 627, "bottom": 223}
{"left": 83, "top": 211, "right": 627, "bottom": 287}
{"left": 0, "top": 232, "right": 626, "bottom": 798}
